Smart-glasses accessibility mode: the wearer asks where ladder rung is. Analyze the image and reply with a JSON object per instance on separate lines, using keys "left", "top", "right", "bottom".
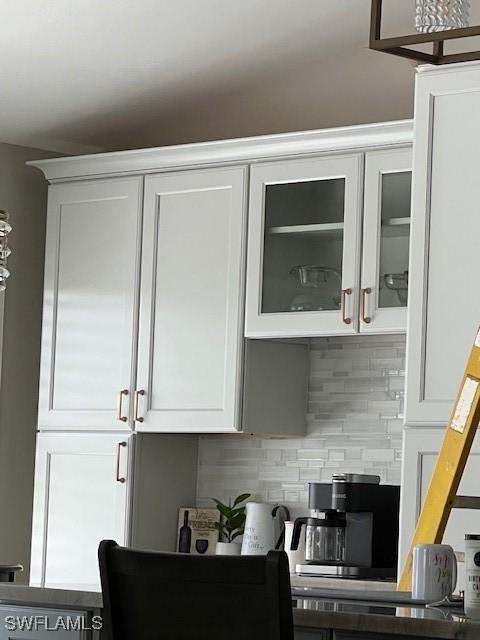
{"left": 453, "top": 495, "right": 480, "bottom": 509}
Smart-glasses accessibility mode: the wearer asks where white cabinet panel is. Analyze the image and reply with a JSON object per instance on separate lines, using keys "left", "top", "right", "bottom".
{"left": 245, "top": 155, "right": 362, "bottom": 338}
{"left": 136, "top": 167, "right": 246, "bottom": 432}
{"left": 361, "top": 148, "right": 411, "bottom": 334}
{"left": 399, "top": 428, "right": 480, "bottom": 593}
{"left": 30, "top": 433, "right": 130, "bottom": 590}
{"left": 406, "top": 65, "right": 480, "bottom": 426}
{"left": 38, "top": 179, "right": 142, "bottom": 430}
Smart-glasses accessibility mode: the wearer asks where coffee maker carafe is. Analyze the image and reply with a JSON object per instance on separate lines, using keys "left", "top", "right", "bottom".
{"left": 292, "top": 473, "right": 400, "bottom": 579}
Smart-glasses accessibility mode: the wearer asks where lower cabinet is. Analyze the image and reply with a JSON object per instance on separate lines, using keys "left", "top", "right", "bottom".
{"left": 30, "top": 434, "right": 130, "bottom": 590}
{"left": 30, "top": 432, "right": 199, "bottom": 591}
{"left": 399, "top": 428, "right": 480, "bottom": 593}
{"left": 0, "top": 605, "right": 97, "bottom": 639}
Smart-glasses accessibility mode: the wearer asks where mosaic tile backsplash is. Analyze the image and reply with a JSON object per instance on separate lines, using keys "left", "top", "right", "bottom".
{"left": 197, "top": 334, "right": 406, "bottom": 512}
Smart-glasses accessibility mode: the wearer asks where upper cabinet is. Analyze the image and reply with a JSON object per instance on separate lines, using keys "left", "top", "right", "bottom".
{"left": 361, "top": 148, "right": 412, "bottom": 334}
{"left": 37, "top": 168, "right": 308, "bottom": 435}
{"left": 245, "top": 155, "right": 362, "bottom": 337}
{"left": 38, "top": 178, "right": 143, "bottom": 430}
{"left": 135, "top": 168, "right": 246, "bottom": 432}
{"left": 32, "top": 121, "right": 413, "bottom": 433}
{"left": 406, "top": 63, "right": 480, "bottom": 427}
{"left": 245, "top": 149, "right": 411, "bottom": 338}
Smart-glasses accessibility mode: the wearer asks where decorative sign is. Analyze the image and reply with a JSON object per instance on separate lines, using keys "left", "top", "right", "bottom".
{"left": 176, "top": 508, "right": 219, "bottom": 555}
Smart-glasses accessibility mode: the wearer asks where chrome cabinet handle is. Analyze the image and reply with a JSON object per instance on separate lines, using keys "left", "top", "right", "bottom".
{"left": 117, "top": 389, "right": 128, "bottom": 422}
{"left": 134, "top": 390, "right": 145, "bottom": 423}
{"left": 360, "top": 287, "right": 372, "bottom": 324}
{"left": 341, "top": 288, "right": 352, "bottom": 325}
{"left": 116, "top": 441, "right": 127, "bottom": 483}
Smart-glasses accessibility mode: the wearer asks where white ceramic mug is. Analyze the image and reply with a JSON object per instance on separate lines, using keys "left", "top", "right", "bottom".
{"left": 284, "top": 521, "right": 306, "bottom": 573}
{"left": 412, "top": 543, "right": 457, "bottom": 601}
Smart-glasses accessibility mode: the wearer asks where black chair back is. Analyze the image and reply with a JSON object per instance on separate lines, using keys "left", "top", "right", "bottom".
{"left": 99, "top": 540, "right": 294, "bottom": 640}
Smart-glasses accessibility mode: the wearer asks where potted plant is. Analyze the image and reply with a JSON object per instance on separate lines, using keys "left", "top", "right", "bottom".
{"left": 212, "top": 493, "right": 251, "bottom": 555}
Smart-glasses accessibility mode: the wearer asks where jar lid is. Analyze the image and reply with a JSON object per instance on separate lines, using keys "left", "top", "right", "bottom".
{"left": 465, "top": 534, "right": 480, "bottom": 540}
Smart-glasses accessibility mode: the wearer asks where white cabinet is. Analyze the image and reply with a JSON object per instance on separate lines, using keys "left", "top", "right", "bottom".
{"left": 245, "top": 149, "right": 412, "bottom": 339}
{"left": 30, "top": 433, "right": 130, "bottom": 590}
{"left": 245, "top": 155, "right": 363, "bottom": 338}
{"left": 360, "top": 148, "right": 412, "bottom": 334}
{"left": 399, "top": 428, "right": 480, "bottom": 593}
{"left": 30, "top": 433, "right": 199, "bottom": 591}
{"left": 36, "top": 167, "right": 307, "bottom": 435}
{"left": 406, "top": 63, "right": 480, "bottom": 426}
{"left": 38, "top": 178, "right": 142, "bottom": 430}
{"left": 135, "top": 168, "right": 246, "bottom": 431}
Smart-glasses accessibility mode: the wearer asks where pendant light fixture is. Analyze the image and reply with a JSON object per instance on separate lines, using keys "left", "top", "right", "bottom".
{"left": 370, "top": 0, "right": 480, "bottom": 65}
{"left": 0, "top": 211, "right": 12, "bottom": 291}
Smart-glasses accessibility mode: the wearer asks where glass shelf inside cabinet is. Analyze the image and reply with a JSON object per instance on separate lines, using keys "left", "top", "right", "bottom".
{"left": 378, "top": 172, "right": 412, "bottom": 309}
{"left": 261, "top": 178, "right": 345, "bottom": 314}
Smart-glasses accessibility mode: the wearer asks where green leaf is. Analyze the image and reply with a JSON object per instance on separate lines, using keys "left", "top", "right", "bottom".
{"left": 231, "top": 529, "right": 244, "bottom": 541}
{"left": 215, "top": 503, "right": 233, "bottom": 520}
{"left": 228, "top": 513, "right": 245, "bottom": 531}
{"left": 233, "top": 493, "right": 251, "bottom": 506}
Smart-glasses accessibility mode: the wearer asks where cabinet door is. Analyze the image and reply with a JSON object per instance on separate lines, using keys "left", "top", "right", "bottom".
{"left": 38, "top": 178, "right": 143, "bottom": 430}
{"left": 406, "top": 66, "right": 480, "bottom": 426}
{"left": 245, "top": 155, "right": 362, "bottom": 338}
{"left": 360, "top": 149, "right": 412, "bottom": 334}
{"left": 399, "top": 429, "right": 480, "bottom": 594}
{"left": 30, "top": 433, "right": 130, "bottom": 590}
{"left": 135, "top": 167, "right": 246, "bottom": 432}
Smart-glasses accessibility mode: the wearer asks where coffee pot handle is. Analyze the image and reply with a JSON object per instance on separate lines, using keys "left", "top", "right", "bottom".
{"left": 290, "top": 517, "right": 308, "bottom": 551}
{"left": 272, "top": 505, "right": 290, "bottom": 550}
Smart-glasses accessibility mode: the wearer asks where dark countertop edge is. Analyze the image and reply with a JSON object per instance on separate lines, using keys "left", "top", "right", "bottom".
{"left": 293, "top": 608, "right": 475, "bottom": 640}
{"left": 0, "top": 585, "right": 102, "bottom": 611}
{"left": 0, "top": 599, "right": 101, "bottom": 613}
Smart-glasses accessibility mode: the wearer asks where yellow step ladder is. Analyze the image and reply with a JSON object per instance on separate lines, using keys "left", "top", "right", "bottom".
{"left": 398, "top": 326, "right": 480, "bottom": 591}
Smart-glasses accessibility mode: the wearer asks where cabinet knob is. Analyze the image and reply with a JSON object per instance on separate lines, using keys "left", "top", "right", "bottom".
{"left": 134, "top": 389, "right": 145, "bottom": 423}
{"left": 341, "top": 288, "right": 352, "bottom": 325}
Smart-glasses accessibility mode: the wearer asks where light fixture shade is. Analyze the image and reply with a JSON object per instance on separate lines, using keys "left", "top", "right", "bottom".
{"left": 415, "top": 0, "right": 470, "bottom": 33}
{"left": 0, "top": 210, "right": 12, "bottom": 291}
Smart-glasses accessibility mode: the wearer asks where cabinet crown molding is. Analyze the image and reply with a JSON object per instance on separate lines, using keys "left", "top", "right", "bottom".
{"left": 28, "top": 120, "right": 413, "bottom": 182}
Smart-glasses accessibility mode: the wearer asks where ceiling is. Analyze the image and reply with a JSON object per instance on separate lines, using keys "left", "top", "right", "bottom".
{"left": 0, "top": 0, "right": 463, "bottom": 154}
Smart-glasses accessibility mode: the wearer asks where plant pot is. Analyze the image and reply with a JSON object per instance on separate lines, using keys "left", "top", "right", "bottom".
{"left": 215, "top": 542, "right": 241, "bottom": 556}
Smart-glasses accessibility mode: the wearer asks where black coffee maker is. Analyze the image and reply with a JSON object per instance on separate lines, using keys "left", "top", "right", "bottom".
{"left": 292, "top": 473, "right": 400, "bottom": 579}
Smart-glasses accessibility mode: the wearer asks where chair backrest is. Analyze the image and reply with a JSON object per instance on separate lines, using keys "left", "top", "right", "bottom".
{"left": 99, "top": 540, "right": 294, "bottom": 640}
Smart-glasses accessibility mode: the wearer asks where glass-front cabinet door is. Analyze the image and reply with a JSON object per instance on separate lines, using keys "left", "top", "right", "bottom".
{"left": 245, "top": 155, "right": 362, "bottom": 337}
{"left": 360, "top": 148, "right": 412, "bottom": 333}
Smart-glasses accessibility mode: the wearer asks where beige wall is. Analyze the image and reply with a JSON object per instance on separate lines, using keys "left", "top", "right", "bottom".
{"left": 0, "top": 143, "right": 56, "bottom": 582}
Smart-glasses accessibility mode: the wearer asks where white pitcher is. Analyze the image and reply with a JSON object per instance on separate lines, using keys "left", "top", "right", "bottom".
{"left": 241, "top": 502, "right": 289, "bottom": 555}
